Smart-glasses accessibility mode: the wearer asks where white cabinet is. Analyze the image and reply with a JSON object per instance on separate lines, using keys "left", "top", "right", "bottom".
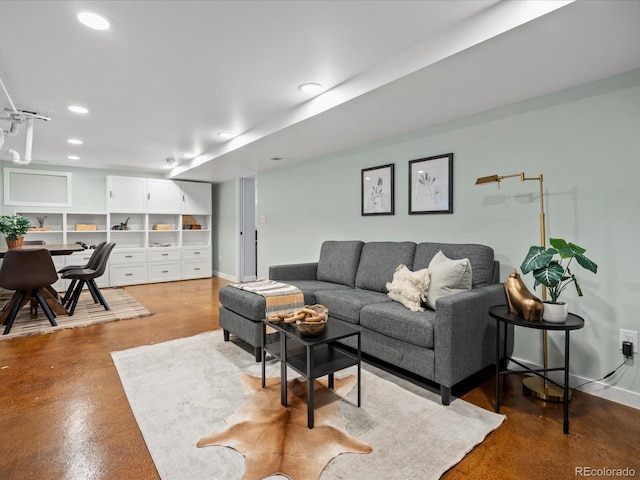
{"left": 181, "top": 245, "right": 212, "bottom": 279}
{"left": 109, "top": 248, "right": 147, "bottom": 286}
{"left": 107, "top": 176, "right": 146, "bottom": 213}
{"left": 148, "top": 247, "right": 181, "bottom": 283}
{"left": 17, "top": 175, "right": 212, "bottom": 288}
{"left": 147, "top": 179, "right": 182, "bottom": 214}
{"left": 107, "top": 176, "right": 183, "bottom": 214}
{"left": 179, "top": 181, "right": 212, "bottom": 215}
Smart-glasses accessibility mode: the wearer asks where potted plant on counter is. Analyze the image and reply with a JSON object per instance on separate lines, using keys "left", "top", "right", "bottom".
{"left": 0, "top": 214, "right": 32, "bottom": 249}
{"left": 520, "top": 237, "right": 598, "bottom": 322}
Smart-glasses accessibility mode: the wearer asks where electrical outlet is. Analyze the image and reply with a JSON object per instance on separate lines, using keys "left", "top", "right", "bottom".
{"left": 619, "top": 329, "right": 639, "bottom": 353}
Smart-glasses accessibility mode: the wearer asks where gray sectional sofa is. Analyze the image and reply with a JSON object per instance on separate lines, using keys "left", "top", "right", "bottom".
{"left": 219, "top": 240, "right": 513, "bottom": 404}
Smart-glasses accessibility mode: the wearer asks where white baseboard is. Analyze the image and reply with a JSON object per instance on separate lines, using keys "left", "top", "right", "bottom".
{"left": 213, "top": 271, "right": 237, "bottom": 282}
{"left": 509, "top": 356, "right": 640, "bottom": 410}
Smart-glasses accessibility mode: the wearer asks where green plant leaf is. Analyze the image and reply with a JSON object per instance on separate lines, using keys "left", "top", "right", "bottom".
{"left": 567, "top": 241, "right": 586, "bottom": 255}
{"left": 532, "top": 261, "right": 564, "bottom": 287}
{"left": 549, "top": 238, "right": 568, "bottom": 250}
{"left": 520, "top": 246, "right": 557, "bottom": 274}
{"left": 574, "top": 252, "right": 598, "bottom": 274}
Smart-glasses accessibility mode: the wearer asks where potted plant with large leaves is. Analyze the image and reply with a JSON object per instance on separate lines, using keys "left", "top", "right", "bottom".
{"left": 520, "top": 238, "right": 598, "bottom": 322}
{"left": 0, "top": 214, "right": 31, "bottom": 249}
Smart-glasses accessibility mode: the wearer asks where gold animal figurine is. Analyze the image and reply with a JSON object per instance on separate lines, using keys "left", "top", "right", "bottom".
{"left": 504, "top": 270, "right": 544, "bottom": 321}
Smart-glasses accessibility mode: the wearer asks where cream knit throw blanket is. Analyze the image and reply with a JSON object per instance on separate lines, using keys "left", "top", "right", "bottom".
{"left": 229, "top": 280, "right": 304, "bottom": 317}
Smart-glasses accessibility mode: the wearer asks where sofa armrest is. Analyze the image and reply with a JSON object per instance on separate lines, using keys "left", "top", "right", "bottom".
{"left": 432, "top": 283, "right": 512, "bottom": 388}
{"left": 269, "top": 262, "right": 318, "bottom": 281}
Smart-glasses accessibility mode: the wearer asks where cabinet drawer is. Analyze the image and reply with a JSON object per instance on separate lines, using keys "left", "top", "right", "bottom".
{"left": 182, "top": 260, "right": 212, "bottom": 279}
{"left": 110, "top": 264, "right": 147, "bottom": 286}
{"left": 66, "top": 252, "right": 94, "bottom": 266}
{"left": 148, "top": 248, "right": 181, "bottom": 263}
{"left": 110, "top": 249, "right": 147, "bottom": 265}
{"left": 182, "top": 247, "right": 210, "bottom": 260}
{"left": 148, "top": 262, "right": 181, "bottom": 283}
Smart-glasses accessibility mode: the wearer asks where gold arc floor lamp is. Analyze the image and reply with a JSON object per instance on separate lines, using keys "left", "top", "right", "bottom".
{"left": 475, "top": 172, "right": 567, "bottom": 402}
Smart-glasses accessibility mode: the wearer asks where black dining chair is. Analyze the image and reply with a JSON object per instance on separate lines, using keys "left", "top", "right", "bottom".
{"left": 62, "top": 242, "right": 115, "bottom": 316}
{"left": 0, "top": 248, "right": 59, "bottom": 334}
{"left": 59, "top": 242, "right": 107, "bottom": 305}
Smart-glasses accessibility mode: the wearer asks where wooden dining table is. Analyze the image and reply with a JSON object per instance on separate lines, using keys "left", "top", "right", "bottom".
{"left": 0, "top": 243, "right": 86, "bottom": 322}
{"left": 0, "top": 243, "right": 85, "bottom": 258}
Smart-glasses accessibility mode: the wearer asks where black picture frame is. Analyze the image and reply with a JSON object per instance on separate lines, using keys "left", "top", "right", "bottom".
{"left": 408, "top": 153, "right": 453, "bottom": 214}
{"left": 361, "top": 163, "right": 394, "bottom": 216}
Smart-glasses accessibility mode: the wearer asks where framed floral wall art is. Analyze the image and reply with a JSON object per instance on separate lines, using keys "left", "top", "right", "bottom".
{"left": 408, "top": 153, "right": 453, "bottom": 214}
{"left": 361, "top": 163, "right": 394, "bottom": 216}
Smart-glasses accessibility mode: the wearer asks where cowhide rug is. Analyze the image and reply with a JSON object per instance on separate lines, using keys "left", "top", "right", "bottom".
{"left": 197, "top": 373, "right": 372, "bottom": 480}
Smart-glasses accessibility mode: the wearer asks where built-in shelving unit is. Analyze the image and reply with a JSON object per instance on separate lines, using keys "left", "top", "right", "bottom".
{"left": 15, "top": 177, "right": 213, "bottom": 287}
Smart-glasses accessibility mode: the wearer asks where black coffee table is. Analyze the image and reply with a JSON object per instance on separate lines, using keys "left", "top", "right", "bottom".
{"left": 261, "top": 319, "right": 361, "bottom": 428}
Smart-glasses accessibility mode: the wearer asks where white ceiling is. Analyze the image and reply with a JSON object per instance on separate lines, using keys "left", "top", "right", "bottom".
{"left": 1, "top": 1, "right": 639, "bottom": 183}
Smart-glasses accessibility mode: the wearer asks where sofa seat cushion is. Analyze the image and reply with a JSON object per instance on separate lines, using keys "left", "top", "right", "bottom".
{"left": 360, "top": 302, "right": 435, "bottom": 349}
{"left": 315, "top": 288, "right": 392, "bottom": 325}
{"left": 280, "top": 280, "right": 352, "bottom": 305}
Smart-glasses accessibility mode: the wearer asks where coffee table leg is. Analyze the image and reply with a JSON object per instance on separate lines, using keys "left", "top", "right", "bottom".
{"left": 307, "top": 345, "right": 314, "bottom": 429}
{"left": 261, "top": 322, "right": 266, "bottom": 388}
{"left": 357, "top": 332, "right": 361, "bottom": 407}
{"left": 495, "top": 318, "right": 501, "bottom": 413}
{"left": 281, "top": 335, "right": 288, "bottom": 407}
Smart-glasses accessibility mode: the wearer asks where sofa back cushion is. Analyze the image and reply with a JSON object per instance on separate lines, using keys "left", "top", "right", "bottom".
{"left": 355, "top": 242, "right": 417, "bottom": 293}
{"left": 316, "top": 240, "right": 364, "bottom": 287}
{"left": 413, "top": 242, "right": 495, "bottom": 287}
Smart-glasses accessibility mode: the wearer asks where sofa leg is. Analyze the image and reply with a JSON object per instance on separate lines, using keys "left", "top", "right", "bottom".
{"left": 440, "top": 386, "right": 451, "bottom": 405}
{"left": 254, "top": 346, "right": 262, "bottom": 363}
{"left": 223, "top": 329, "right": 230, "bottom": 341}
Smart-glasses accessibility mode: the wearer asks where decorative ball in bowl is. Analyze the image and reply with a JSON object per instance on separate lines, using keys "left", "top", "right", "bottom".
{"left": 296, "top": 318, "right": 327, "bottom": 336}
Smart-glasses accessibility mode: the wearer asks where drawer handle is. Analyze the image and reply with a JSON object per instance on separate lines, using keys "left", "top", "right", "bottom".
{"left": 194, "top": 252, "right": 200, "bottom": 255}
{"left": 125, "top": 273, "right": 133, "bottom": 276}
{"left": 161, "top": 253, "right": 169, "bottom": 256}
{"left": 162, "top": 270, "right": 169, "bottom": 273}
{"left": 194, "top": 267, "right": 200, "bottom": 271}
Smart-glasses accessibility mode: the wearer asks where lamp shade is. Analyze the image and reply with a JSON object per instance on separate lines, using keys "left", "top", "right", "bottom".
{"left": 475, "top": 175, "right": 500, "bottom": 185}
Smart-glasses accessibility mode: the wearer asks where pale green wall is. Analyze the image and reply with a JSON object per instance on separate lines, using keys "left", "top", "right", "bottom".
{"left": 245, "top": 69, "right": 640, "bottom": 397}
{"left": 212, "top": 179, "right": 237, "bottom": 278}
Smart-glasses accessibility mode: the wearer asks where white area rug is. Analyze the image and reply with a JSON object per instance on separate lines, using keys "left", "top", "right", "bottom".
{"left": 112, "top": 331, "right": 504, "bottom": 480}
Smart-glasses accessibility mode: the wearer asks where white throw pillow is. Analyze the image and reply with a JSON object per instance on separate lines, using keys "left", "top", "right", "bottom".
{"left": 385, "top": 264, "right": 430, "bottom": 312}
{"left": 426, "top": 251, "right": 472, "bottom": 310}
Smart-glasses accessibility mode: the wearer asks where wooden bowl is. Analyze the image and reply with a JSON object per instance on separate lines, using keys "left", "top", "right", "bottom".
{"left": 304, "top": 304, "right": 328, "bottom": 317}
{"left": 296, "top": 319, "right": 327, "bottom": 336}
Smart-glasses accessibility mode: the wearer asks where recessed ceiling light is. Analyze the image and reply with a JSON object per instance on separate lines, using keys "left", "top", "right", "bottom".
{"left": 67, "top": 155, "right": 80, "bottom": 160}
{"left": 298, "top": 83, "right": 323, "bottom": 95}
{"left": 68, "top": 105, "right": 89, "bottom": 114}
{"left": 67, "top": 138, "right": 83, "bottom": 145}
{"left": 77, "top": 11, "right": 112, "bottom": 31}
{"left": 218, "top": 132, "right": 235, "bottom": 139}
{"left": 182, "top": 152, "right": 196, "bottom": 158}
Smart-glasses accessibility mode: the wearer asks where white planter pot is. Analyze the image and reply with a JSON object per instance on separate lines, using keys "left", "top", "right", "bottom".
{"left": 543, "top": 301, "right": 568, "bottom": 323}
